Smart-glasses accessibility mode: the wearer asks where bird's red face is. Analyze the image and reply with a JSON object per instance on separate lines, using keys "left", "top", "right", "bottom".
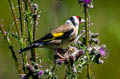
{"left": 76, "top": 16, "right": 81, "bottom": 25}
{"left": 65, "top": 16, "right": 85, "bottom": 27}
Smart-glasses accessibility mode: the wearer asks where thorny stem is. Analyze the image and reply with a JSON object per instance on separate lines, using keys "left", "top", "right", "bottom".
{"left": 21, "top": 40, "right": 27, "bottom": 73}
{"left": 0, "top": 24, "right": 6, "bottom": 35}
{"left": 84, "top": 4, "right": 91, "bottom": 79}
{"left": 33, "top": 19, "right": 37, "bottom": 43}
{"left": 27, "top": 0, "right": 37, "bottom": 62}
{"left": 17, "top": 0, "right": 23, "bottom": 36}
{"left": 8, "top": 0, "right": 20, "bottom": 37}
{"left": 21, "top": 3, "right": 27, "bottom": 73}
{"left": 26, "top": 0, "right": 36, "bottom": 41}
{"left": 33, "top": 11, "right": 37, "bottom": 42}
{"left": 21, "top": 1, "right": 26, "bottom": 38}
{"left": 25, "top": 0, "right": 36, "bottom": 62}
{"left": 21, "top": 2, "right": 27, "bottom": 71}
{"left": 0, "top": 24, "right": 22, "bottom": 74}
{"left": 17, "top": 0, "right": 27, "bottom": 73}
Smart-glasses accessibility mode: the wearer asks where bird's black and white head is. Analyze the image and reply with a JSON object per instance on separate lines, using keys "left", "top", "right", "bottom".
{"left": 65, "top": 16, "right": 85, "bottom": 29}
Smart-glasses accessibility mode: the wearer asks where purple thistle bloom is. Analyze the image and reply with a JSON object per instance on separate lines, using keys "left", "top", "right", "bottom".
{"left": 83, "top": 0, "right": 91, "bottom": 4}
{"left": 58, "top": 60, "right": 64, "bottom": 65}
{"left": 38, "top": 70, "right": 43, "bottom": 76}
{"left": 23, "top": 75, "right": 28, "bottom": 79}
{"left": 99, "top": 47, "right": 105, "bottom": 56}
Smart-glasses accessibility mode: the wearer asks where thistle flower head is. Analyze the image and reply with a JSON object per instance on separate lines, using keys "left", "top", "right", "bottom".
{"left": 78, "top": 0, "right": 91, "bottom": 4}
{"left": 83, "top": 0, "right": 91, "bottom": 4}
{"left": 38, "top": 70, "right": 43, "bottom": 76}
{"left": 99, "top": 45, "right": 107, "bottom": 57}
{"left": 99, "top": 47, "right": 105, "bottom": 56}
{"left": 78, "top": 0, "right": 93, "bottom": 8}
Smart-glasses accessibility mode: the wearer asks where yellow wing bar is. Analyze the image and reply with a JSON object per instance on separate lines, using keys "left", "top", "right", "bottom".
{"left": 53, "top": 32, "right": 64, "bottom": 38}
{"left": 43, "top": 32, "right": 64, "bottom": 42}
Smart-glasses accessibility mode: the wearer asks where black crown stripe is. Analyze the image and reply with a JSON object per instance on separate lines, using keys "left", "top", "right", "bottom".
{"left": 69, "top": 17, "right": 76, "bottom": 26}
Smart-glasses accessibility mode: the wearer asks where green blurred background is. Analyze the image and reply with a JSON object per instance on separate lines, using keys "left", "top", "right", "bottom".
{"left": 0, "top": 0, "right": 120, "bottom": 79}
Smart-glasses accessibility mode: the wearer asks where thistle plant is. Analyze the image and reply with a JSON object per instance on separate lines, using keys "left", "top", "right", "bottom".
{"left": 0, "top": 0, "right": 107, "bottom": 79}
{"left": 54, "top": 0, "right": 108, "bottom": 79}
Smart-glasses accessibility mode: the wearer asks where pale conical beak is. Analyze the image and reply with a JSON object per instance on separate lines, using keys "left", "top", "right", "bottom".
{"left": 81, "top": 19, "right": 85, "bottom": 23}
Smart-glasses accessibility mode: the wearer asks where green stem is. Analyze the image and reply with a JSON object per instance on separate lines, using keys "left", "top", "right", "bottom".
{"left": 17, "top": 0, "right": 27, "bottom": 73}
{"left": 17, "top": 0, "right": 23, "bottom": 36}
{"left": 84, "top": 4, "right": 91, "bottom": 79}
{"left": 33, "top": 15, "right": 37, "bottom": 42}
{"left": 32, "top": 14, "right": 37, "bottom": 63}
{"left": 28, "top": 0, "right": 37, "bottom": 62}
{"left": 21, "top": 39, "right": 27, "bottom": 73}
{"left": 25, "top": 0, "right": 36, "bottom": 62}
{"left": 21, "top": 0, "right": 26, "bottom": 38}
{"left": 8, "top": 0, "right": 20, "bottom": 37}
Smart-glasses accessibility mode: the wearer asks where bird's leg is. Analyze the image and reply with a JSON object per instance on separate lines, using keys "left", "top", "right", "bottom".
{"left": 56, "top": 52, "right": 66, "bottom": 59}
{"left": 54, "top": 48, "right": 69, "bottom": 62}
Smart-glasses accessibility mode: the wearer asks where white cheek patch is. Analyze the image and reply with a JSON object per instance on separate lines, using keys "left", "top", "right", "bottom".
{"left": 72, "top": 16, "right": 79, "bottom": 26}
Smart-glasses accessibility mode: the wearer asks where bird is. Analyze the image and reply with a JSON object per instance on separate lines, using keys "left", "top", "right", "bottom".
{"left": 19, "top": 16, "right": 85, "bottom": 54}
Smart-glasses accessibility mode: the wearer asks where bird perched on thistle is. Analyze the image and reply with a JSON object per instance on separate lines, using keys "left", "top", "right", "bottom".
{"left": 19, "top": 16, "right": 85, "bottom": 54}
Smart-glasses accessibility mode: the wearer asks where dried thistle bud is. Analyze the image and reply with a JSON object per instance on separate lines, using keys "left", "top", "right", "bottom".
{"left": 26, "top": 63, "right": 35, "bottom": 72}
{"left": 54, "top": 47, "right": 84, "bottom": 65}
{"left": 54, "top": 59, "right": 64, "bottom": 65}
{"left": 34, "top": 64, "right": 39, "bottom": 69}
{"left": 33, "top": 3, "right": 38, "bottom": 11}
{"left": 87, "top": 2, "right": 93, "bottom": 8}
{"left": 91, "top": 33, "right": 99, "bottom": 38}
{"left": 78, "top": 0, "right": 84, "bottom": 3}
{"left": 75, "top": 50, "right": 84, "bottom": 60}
{"left": 88, "top": 46, "right": 93, "bottom": 52}
{"left": 19, "top": 74, "right": 26, "bottom": 79}
{"left": 69, "top": 47, "right": 84, "bottom": 62}
{"left": 72, "top": 64, "right": 77, "bottom": 73}
{"left": 90, "top": 38, "right": 99, "bottom": 44}
{"left": 64, "top": 59, "right": 69, "bottom": 64}
{"left": 96, "top": 59, "right": 104, "bottom": 64}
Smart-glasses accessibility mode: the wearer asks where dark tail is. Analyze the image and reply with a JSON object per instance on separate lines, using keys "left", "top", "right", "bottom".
{"left": 19, "top": 43, "right": 40, "bottom": 54}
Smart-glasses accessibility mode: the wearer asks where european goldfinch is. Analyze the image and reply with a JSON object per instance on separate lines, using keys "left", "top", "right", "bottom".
{"left": 19, "top": 16, "right": 85, "bottom": 53}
